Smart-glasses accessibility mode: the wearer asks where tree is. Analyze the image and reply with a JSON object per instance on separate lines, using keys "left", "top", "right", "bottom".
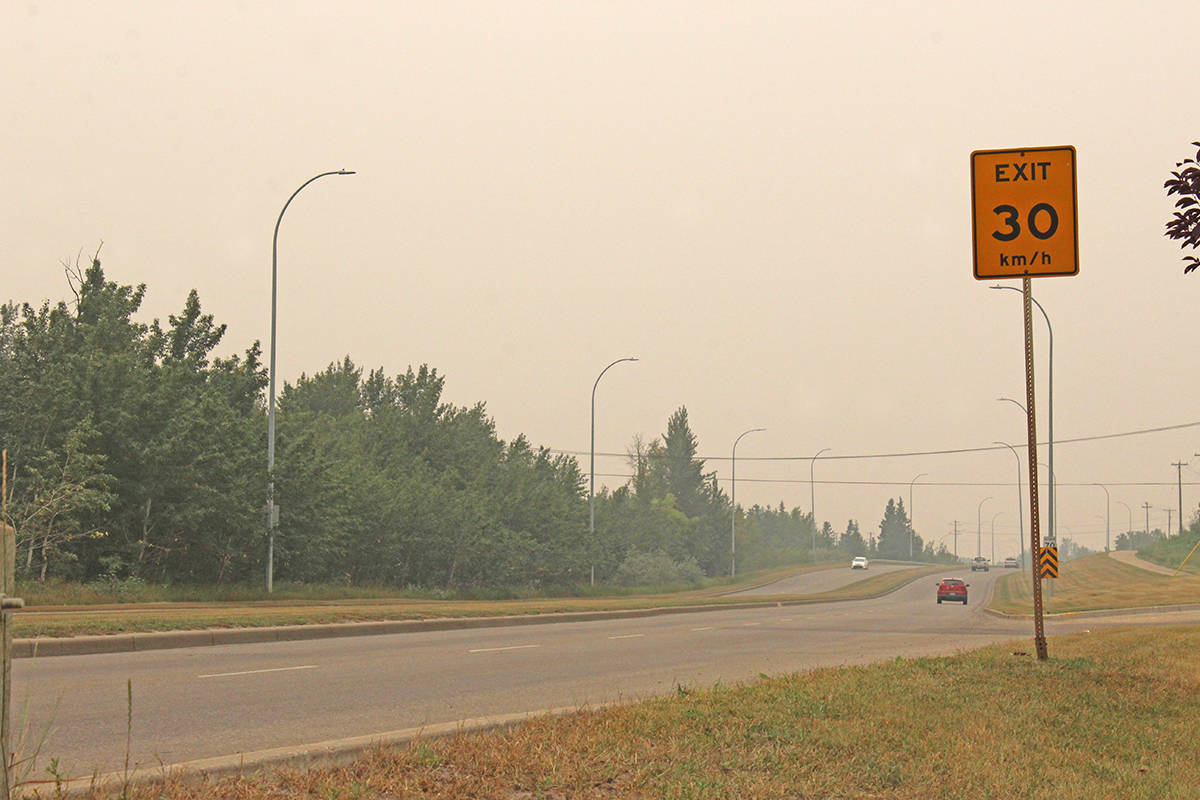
{"left": 1165, "top": 140, "right": 1200, "bottom": 273}
{"left": 875, "top": 497, "right": 912, "bottom": 560}
{"left": 840, "top": 519, "right": 866, "bottom": 555}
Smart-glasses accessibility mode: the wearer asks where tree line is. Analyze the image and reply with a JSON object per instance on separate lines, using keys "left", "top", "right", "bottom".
{"left": 1, "top": 257, "right": 952, "bottom": 588}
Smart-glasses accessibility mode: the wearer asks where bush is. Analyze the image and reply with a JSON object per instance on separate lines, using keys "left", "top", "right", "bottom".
{"left": 614, "top": 550, "right": 705, "bottom": 587}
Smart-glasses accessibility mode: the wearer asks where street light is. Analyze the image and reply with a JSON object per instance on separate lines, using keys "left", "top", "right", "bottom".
{"left": 977, "top": 496, "right": 992, "bottom": 559}
{"left": 992, "top": 285, "right": 1055, "bottom": 546}
{"left": 991, "top": 511, "right": 1003, "bottom": 565}
{"left": 908, "top": 473, "right": 927, "bottom": 560}
{"left": 731, "top": 427, "right": 766, "bottom": 578}
{"left": 267, "top": 169, "right": 355, "bottom": 593}
{"left": 590, "top": 357, "right": 638, "bottom": 586}
{"left": 994, "top": 441, "right": 1025, "bottom": 568}
{"left": 1093, "top": 484, "right": 1110, "bottom": 553}
{"left": 1117, "top": 500, "right": 1133, "bottom": 545}
{"left": 810, "top": 447, "right": 831, "bottom": 563}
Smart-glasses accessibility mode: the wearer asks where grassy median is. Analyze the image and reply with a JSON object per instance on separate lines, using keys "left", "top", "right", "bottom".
{"left": 12, "top": 564, "right": 939, "bottom": 638}
{"left": 53, "top": 625, "right": 1200, "bottom": 800}
{"left": 989, "top": 552, "right": 1200, "bottom": 615}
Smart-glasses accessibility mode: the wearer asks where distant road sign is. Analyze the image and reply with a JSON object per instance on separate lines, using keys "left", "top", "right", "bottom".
{"left": 1039, "top": 546, "right": 1059, "bottom": 579}
{"left": 972, "top": 146, "right": 1078, "bottom": 279}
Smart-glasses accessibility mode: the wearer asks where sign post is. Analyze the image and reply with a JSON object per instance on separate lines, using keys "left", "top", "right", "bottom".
{"left": 973, "top": 146, "right": 1078, "bottom": 661}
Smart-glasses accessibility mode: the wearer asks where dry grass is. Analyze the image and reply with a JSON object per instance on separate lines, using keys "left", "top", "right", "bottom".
{"left": 990, "top": 552, "right": 1200, "bottom": 615}
{"left": 13, "top": 566, "right": 938, "bottom": 638}
{"left": 47, "top": 625, "right": 1200, "bottom": 799}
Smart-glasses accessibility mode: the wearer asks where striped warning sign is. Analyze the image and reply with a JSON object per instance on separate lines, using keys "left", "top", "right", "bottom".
{"left": 1039, "top": 546, "right": 1058, "bottom": 579}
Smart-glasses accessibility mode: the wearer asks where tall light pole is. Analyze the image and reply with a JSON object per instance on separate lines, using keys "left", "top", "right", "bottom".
{"left": 590, "top": 357, "right": 638, "bottom": 586}
{"left": 1117, "top": 500, "right": 1133, "bottom": 544}
{"left": 731, "top": 427, "right": 766, "bottom": 578}
{"left": 993, "top": 285, "right": 1055, "bottom": 546}
{"left": 810, "top": 447, "right": 831, "bottom": 564}
{"left": 994, "top": 441, "right": 1025, "bottom": 567}
{"left": 1093, "top": 484, "right": 1110, "bottom": 553}
{"left": 267, "top": 169, "right": 355, "bottom": 593}
{"left": 977, "top": 496, "right": 992, "bottom": 559}
{"left": 908, "top": 473, "right": 927, "bottom": 560}
{"left": 991, "top": 511, "right": 1003, "bottom": 564}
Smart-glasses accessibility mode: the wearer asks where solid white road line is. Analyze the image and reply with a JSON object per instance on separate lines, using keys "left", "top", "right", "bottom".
{"left": 198, "top": 665, "right": 318, "bottom": 679}
{"left": 468, "top": 644, "right": 541, "bottom": 653}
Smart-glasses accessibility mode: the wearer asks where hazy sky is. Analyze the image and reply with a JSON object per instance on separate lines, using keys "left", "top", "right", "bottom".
{"left": 6, "top": 1, "right": 1200, "bottom": 560}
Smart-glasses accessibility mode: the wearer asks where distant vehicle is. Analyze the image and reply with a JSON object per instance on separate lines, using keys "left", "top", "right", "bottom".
{"left": 1003, "top": 557, "right": 1019, "bottom": 569}
{"left": 971, "top": 556, "right": 990, "bottom": 572}
{"left": 851, "top": 556, "right": 869, "bottom": 570}
{"left": 936, "top": 578, "right": 969, "bottom": 605}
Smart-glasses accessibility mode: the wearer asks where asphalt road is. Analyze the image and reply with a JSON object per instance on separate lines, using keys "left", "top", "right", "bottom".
{"left": 727, "top": 562, "right": 917, "bottom": 595}
{"left": 13, "top": 567, "right": 1198, "bottom": 778}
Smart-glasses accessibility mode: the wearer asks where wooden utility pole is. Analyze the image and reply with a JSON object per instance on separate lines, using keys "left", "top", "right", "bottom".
{"left": 1, "top": 449, "right": 17, "bottom": 800}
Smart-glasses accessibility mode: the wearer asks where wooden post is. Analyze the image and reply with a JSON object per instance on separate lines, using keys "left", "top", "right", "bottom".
{"left": 2, "top": 447, "right": 12, "bottom": 799}
{"left": 2, "top": 449, "right": 20, "bottom": 799}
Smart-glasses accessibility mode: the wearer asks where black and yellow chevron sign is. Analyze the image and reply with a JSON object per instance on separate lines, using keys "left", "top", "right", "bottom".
{"left": 1039, "top": 546, "right": 1059, "bottom": 579}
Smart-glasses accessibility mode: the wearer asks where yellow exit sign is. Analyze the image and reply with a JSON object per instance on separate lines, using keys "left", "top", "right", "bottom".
{"left": 971, "top": 146, "right": 1078, "bottom": 279}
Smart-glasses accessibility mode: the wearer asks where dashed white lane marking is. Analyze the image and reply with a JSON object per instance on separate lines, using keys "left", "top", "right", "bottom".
{"left": 691, "top": 626, "right": 714, "bottom": 631}
{"left": 778, "top": 618, "right": 792, "bottom": 622}
{"left": 608, "top": 634, "right": 645, "bottom": 640}
{"left": 468, "top": 644, "right": 541, "bottom": 653}
{"left": 742, "top": 622, "right": 762, "bottom": 627}
{"left": 199, "top": 665, "right": 318, "bottom": 679}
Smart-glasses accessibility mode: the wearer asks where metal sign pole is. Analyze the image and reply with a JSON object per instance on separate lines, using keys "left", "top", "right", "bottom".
{"left": 1022, "top": 280, "right": 1048, "bottom": 660}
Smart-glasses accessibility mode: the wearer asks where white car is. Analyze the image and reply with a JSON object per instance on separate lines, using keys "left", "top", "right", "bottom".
{"left": 851, "top": 556, "right": 869, "bottom": 570}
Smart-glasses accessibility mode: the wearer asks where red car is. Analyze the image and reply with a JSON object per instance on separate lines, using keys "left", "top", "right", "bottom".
{"left": 936, "top": 578, "right": 969, "bottom": 605}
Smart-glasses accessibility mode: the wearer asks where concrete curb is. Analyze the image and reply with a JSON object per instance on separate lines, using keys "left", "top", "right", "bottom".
{"left": 24, "top": 704, "right": 604, "bottom": 798}
{"left": 982, "top": 602, "right": 1200, "bottom": 620}
{"left": 15, "top": 567, "right": 940, "bottom": 659}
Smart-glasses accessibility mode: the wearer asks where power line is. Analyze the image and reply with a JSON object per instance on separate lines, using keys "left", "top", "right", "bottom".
{"left": 561, "top": 418, "right": 1200, "bottom": 463}
{"left": 592, "top": 472, "right": 1200, "bottom": 489}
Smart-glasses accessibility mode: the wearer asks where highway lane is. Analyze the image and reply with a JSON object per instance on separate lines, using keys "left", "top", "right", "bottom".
{"left": 726, "top": 561, "right": 916, "bottom": 596}
{"left": 13, "top": 568, "right": 1197, "bottom": 778}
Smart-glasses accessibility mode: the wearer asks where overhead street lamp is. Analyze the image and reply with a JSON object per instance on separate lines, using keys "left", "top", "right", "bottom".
{"left": 810, "top": 447, "right": 831, "bottom": 564}
{"left": 992, "top": 285, "right": 1055, "bottom": 546}
{"left": 908, "top": 473, "right": 927, "bottom": 560}
{"left": 994, "top": 441, "right": 1025, "bottom": 568}
{"left": 590, "top": 357, "right": 638, "bottom": 586}
{"left": 977, "top": 496, "right": 992, "bottom": 559}
{"left": 1093, "top": 484, "right": 1110, "bottom": 553}
{"left": 267, "top": 169, "right": 355, "bottom": 594}
{"left": 731, "top": 427, "right": 766, "bottom": 578}
{"left": 1117, "top": 500, "right": 1133, "bottom": 545}
{"left": 991, "top": 511, "right": 1003, "bottom": 565}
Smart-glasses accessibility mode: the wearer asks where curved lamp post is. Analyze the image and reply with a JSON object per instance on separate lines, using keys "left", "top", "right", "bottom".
{"left": 731, "top": 427, "right": 766, "bottom": 577}
{"left": 1093, "top": 484, "right": 1110, "bottom": 553}
{"left": 810, "top": 447, "right": 831, "bottom": 563}
{"left": 267, "top": 169, "right": 355, "bottom": 593}
{"left": 977, "top": 496, "right": 992, "bottom": 559}
{"left": 991, "top": 511, "right": 1004, "bottom": 564}
{"left": 993, "top": 285, "right": 1055, "bottom": 546}
{"left": 590, "top": 357, "right": 638, "bottom": 585}
{"left": 908, "top": 473, "right": 927, "bottom": 560}
{"left": 1116, "top": 500, "right": 1133, "bottom": 544}
{"left": 994, "top": 441, "right": 1025, "bottom": 567}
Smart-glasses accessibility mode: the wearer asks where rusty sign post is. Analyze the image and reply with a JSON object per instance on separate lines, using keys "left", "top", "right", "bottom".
{"left": 1, "top": 450, "right": 23, "bottom": 800}
{"left": 973, "top": 146, "right": 1078, "bottom": 661}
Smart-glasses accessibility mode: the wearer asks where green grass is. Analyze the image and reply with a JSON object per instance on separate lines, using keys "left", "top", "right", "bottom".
{"left": 989, "top": 552, "right": 1200, "bottom": 615}
{"left": 70, "top": 625, "right": 1200, "bottom": 799}
{"left": 13, "top": 564, "right": 939, "bottom": 639}
{"left": 1137, "top": 533, "right": 1200, "bottom": 574}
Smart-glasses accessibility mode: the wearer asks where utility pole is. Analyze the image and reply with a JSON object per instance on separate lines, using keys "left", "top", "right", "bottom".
{"left": 1166, "top": 508, "right": 1174, "bottom": 537}
{"left": 1173, "top": 461, "right": 1187, "bottom": 537}
{"left": 1143, "top": 502, "right": 1152, "bottom": 537}
{"left": 953, "top": 520, "right": 959, "bottom": 559}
